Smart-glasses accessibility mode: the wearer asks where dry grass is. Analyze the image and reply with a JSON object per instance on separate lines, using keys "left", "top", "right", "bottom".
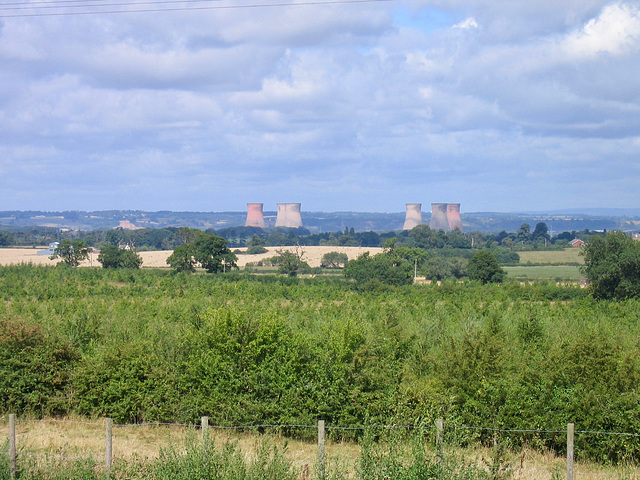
{"left": 0, "top": 246, "right": 383, "bottom": 269}
{"left": 4, "top": 418, "right": 359, "bottom": 476}
{"left": 3, "top": 419, "right": 639, "bottom": 479}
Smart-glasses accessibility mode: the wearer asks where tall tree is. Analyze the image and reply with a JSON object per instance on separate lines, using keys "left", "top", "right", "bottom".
{"left": 50, "top": 240, "right": 91, "bottom": 267}
{"left": 467, "top": 250, "right": 506, "bottom": 284}
{"left": 516, "top": 223, "right": 531, "bottom": 244}
{"left": 166, "top": 244, "right": 197, "bottom": 273}
{"left": 581, "top": 231, "right": 640, "bottom": 300}
{"left": 193, "top": 234, "right": 238, "bottom": 273}
{"left": 532, "top": 222, "right": 550, "bottom": 243}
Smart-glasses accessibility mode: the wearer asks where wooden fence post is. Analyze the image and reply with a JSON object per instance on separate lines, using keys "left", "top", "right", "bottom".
{"left": 105, "top": 418, "right": 113, "bottom": 471}
{"left": 201, "top": 416, "right": 209, "bottom": 447}
{"left": 317, "top": 419, "right": 326, "bottom": 480}
{"left": 436, "top": 418, "right": 444, "bottom": 464}
{"left": 9, "top": 414, "right": 16, "bottom": 479}
{"left": 567, "top": 423, "right": 574, "bottom": 480}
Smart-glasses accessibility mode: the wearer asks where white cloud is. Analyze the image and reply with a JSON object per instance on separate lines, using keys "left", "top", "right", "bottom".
{"left": 453, "top": 17, "right": 478, "bottom": 29}
{"left": 563, "top": 3, "right": 640, "bottom": 58}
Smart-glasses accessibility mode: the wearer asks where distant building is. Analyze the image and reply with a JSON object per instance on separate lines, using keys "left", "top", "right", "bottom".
{"left": 37, "top": 242, "right": 59, "bottom": 256}
{"left": 569, "top": 239, "right": 585, "bottom": 248}
{"left": 633, "top": 233, "right": 640, "bottom": 241}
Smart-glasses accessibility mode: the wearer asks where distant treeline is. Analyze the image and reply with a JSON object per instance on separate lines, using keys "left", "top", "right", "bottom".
{"left": 0, "top": 223, "right": 605, "bottom": 252}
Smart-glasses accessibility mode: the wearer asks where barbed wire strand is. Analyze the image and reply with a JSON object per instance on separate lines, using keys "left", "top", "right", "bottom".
{"left": 6, "top": 417, "right": 640, "bottom": 438}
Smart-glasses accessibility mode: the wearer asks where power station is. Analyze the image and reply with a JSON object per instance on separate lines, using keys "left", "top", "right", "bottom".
{"left": 242, "top": 202, "right": 462, "bottom": 231}
{"left": 275, "top": 203, "right": 303, "bottom": 228}
{"left": 429, "top": 203, "right": 449, "bottom": 231}
{"left": 403, "top": 203, "right": 423, "bottom": 230}
{"left": 244, "top": 203, "right": 265, "bottom": 228}
{"left": 446, "top": 203, "right": 463, "bottom": 231}
{"left": 430, "top": 203, "right": 463, "bottom": 232}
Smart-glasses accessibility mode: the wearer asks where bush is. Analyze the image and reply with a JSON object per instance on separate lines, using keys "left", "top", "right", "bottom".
{"left": 343, "top": 252, "right": 413, "bottom": 288}
{"left": 97, "top": 246, "right": 143, "bottom": 269}
{"left": 321, "top": 252, "right": 349, "bottom": 269}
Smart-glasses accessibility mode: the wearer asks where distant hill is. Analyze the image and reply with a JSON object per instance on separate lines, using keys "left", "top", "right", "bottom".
{"left": 522, "top": 208, "right": 640, "bottom": 217}
{"left": 1, "top": 210, "right": 639, "bottom": 234}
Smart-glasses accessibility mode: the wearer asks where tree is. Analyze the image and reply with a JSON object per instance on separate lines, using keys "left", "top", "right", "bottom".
{"left": 176, "top": 227, "right": 201, "bottom": 246}
{"left": 192, "top": 234, "right": 238, "bottom": 273}
{"left": 321, "top": 251, "right": 349, "bottom": 268}
{"left": 272, "top": 247, "right": 309, "bottom": 276}
{"left": 581, "top": 231, "right": 640, "bottom": 300}
{"left": 97, "top": 245, "right": 143, "bottom": 269}
{"left": 467, "top": 250, "right": 506, "bottom": 284}
{"left": 166, "top": 244, "right": 197, "bottom": 273}
{"left": 532, "top": 222, "right": 550, "bottom": 243}
{"left": 424, "top": 257, "right": 453, "bottom": 281}
{"left": 246, "top": 234, "right": 267, "bottom": 254}
{"left": 0, "top": 231, "right": 13, "bottom": 247}
{"left": 409, "top": 224, "right": 446, "bottom": 249}
{"left": 50, "top": 239, "right": 91, "bottom": 267}
{"left": 343, "top": 251, "right": 414, "bottom": 288}
{"left": 517, "top": 223, "right": 531, "bottom": 244}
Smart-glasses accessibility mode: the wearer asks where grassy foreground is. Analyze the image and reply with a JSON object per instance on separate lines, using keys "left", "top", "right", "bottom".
{"left": 2, "top": 420, "right": 639, "bottom": 479}
{"left": 4, "top": 420, "right": 640, "bottom": 479}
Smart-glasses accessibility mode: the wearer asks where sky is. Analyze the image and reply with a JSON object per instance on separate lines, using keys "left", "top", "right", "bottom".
{"left": 1, "top": 0, "right": 639, "bottom": 213}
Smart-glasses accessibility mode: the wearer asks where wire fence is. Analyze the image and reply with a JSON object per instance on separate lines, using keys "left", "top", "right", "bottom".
{"left": 2, "top": 415, "right": 640, "bottom": 480}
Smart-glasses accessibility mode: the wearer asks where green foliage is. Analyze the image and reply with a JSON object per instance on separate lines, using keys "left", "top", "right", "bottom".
{"left": 358, "top": 429, "right": 491, "bottom": 480}
{"left": 2, "top": 265, "right": 640, "bottom": 464}
{"left": 581, "top": 230, "right": 640, "bottom": 300}
{"left": 467, "top": 250, "right": 506, "bottom": 284}
{"left": 343, "top": 251, "right": 414, "bottom": 288}
{"left": 0, "top": 317, "right": 78, "bottom": 416}
{"left": 167, "top": 244, "right": 197, "bottom": 272}
{"left": 97, "top": 245, "right": 143, "bottom": 269}
{"left": 71, "top": 342, "right": 177, "bottom": 423}
{"left": 49, "top": 239, "right": 91, "bottom": 267}
{"left": 423, "top": 257, "right": 454, "bottom": 281}
{"left": 489, "top": 248, "right": 520, "bottom": 265}
{"left": 193, "top": 234, "right": 238, "bottom": 273}
{"left": 0, "top": 231, "right": 13, "bottom": 246}
{"left": 321, "top": 251, "right": 349, "bottom": 268}
{"left": 270, "top": 248, "right": 309, "bottom": 277}
{"left": 166, "top": 233, "right": 237, "bottom": 273}
{"left": 153, "top": 438, "right": 296, "bottom": 480}
{"left": 246, "top": 245, "right": 268, "bottom": 254}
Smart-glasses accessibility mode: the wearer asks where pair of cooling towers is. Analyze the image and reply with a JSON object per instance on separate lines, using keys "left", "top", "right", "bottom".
{"left": 404, "top": 203, "right": 463, "bottom": 232}
{"left": 245, "top": 202, "right": 462, "bottom": 232}
{"left": 245, "top": 203, "right": 302, "bottom": 229}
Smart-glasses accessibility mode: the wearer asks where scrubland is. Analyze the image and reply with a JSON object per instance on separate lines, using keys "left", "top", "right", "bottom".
{"left": 1, "top": 263, "right": 639, "bottom": 478}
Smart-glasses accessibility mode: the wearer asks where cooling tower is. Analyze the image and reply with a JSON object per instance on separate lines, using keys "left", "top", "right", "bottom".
{"left": 275, "top": 203, "right": 303, "bottom": 228}
{"left": 245, "top": 203, "right": 265, "bottom": 228}
{"left": 429, "top": 203, "right": 450, "bottom": 231}
{"left": 403, "top": 203, "right": 423, "bottom": 230}
{"left": 446, "top": 203, "right": 463, "bottom": 231}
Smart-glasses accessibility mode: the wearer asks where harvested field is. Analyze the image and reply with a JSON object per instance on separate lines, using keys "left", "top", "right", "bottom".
{"left": 0, "top": 246, "right": 383, "bottom": 269}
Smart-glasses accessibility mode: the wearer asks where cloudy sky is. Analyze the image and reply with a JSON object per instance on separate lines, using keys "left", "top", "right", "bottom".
{"left": 1, "top": 0, "right": 639, "bottom": 213}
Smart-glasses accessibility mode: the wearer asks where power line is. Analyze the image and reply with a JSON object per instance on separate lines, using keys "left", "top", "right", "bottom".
{"left": 0, "top": 0, "right": 228, "bottom": 11}
{"left": 0, "top": 0, "right": 391, "bottom": 17}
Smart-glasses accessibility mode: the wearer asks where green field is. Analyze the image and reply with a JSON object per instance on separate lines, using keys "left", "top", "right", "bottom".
{"left": 517, "top": 248, "right": 583, "bottom": 265}
{"left": 505, "top": 265, "right": 583, "bottom": 280}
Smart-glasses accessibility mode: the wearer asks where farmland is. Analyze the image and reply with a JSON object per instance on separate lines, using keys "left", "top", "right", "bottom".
{"left": 2, "top": 263, "right": 640, "bottom": 465}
